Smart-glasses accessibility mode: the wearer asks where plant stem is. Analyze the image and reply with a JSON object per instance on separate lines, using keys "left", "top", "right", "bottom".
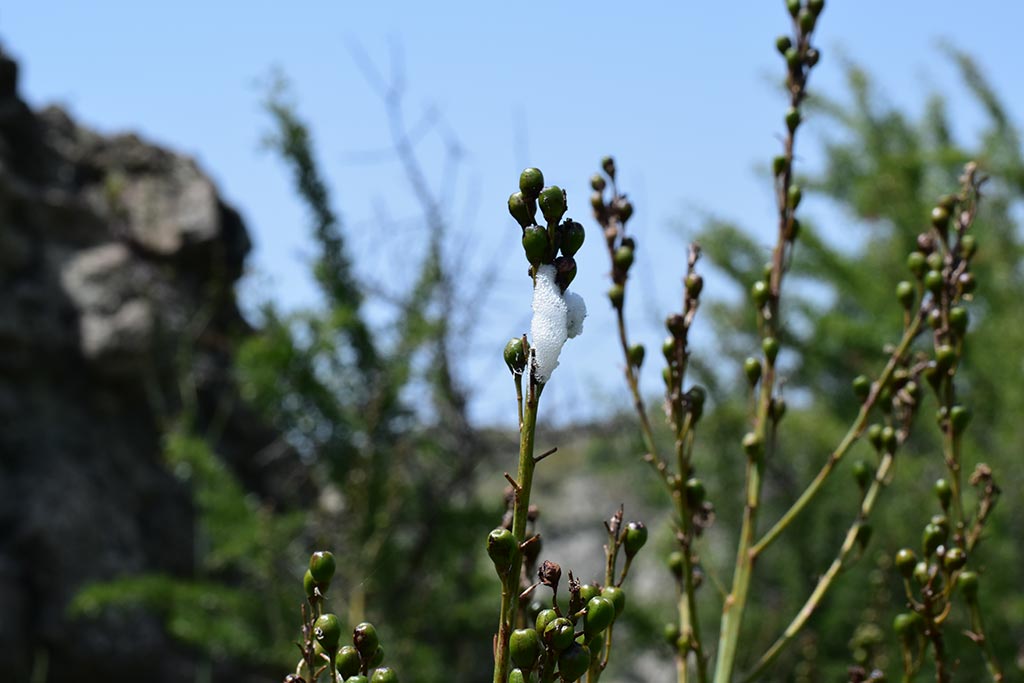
{"left": 968, "top": 600, "right": 1005, "bottom": 681}
{"left": 493, "top": 380, "right": 541, "bottom": 683}
{"left": 740, "top": 449, "right": 895, "bottom": 682}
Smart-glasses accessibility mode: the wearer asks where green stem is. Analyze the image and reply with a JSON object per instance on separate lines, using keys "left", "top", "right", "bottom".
{"left": 493, "top": 382, "right": 542, "bottom": 683}
{"left": 740, "top": 450, "right": 895, "bottom": 682}
{"left": 968, "top": 600, "right": 1005, "bottom": 681}
{"left": 751, "top": 310, "right": 923, "bottom": 557}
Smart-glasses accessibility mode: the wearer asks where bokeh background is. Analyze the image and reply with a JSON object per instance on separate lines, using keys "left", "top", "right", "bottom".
{"left": 1, "top": 1, "right": 1022, "bottom": 681}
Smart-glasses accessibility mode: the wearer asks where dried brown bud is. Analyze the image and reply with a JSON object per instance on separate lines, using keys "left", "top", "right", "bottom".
{"left": 538, "top": 560, "right": 562, "bottom": 589}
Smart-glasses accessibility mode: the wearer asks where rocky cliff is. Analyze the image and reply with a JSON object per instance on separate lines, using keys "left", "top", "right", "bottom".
{"left": 0, "top": 46, "right": 302, "bottom": 682}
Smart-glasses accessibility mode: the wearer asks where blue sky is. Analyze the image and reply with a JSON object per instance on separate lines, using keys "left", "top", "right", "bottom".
{"left": 3, "top": 1, "right": 1022, "bottom": 425}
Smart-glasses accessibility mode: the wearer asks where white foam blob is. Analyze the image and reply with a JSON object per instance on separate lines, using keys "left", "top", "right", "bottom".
{"left": 530, "top": 264, "right": 586, "bottom": 383}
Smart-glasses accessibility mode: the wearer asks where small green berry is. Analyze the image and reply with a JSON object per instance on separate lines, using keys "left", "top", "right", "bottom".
{"left": 522, "top": 225, "right": 549, "bottom": 266}
{"left": 949, "top": 405, "right": 971, "bottom": 435}
{"left": 628, "top": 343, "right": 645, "bottom": 368}
{"left": 960, "top": 234, "right": 977, "bottom": 259}
{"left": 608, "top": 284, "right": 625, "bottom": 309}
{"left": 602, "top": 586, "right": 626, "bottom": 617}
{"left": 303, "top": 569, "right": 318, "bottom": 599}
{"left": 896, "top": 281, "right": 915, "bottom": 309}
{"left": 584, "top": 596, "right": 616, "bottom": 638}
{"left": 618, "top": 200, "right": 634, "bottom": 223}
{"left": 536, "top": 609, "right": 558, "bottom": 634}
{"left": 590, "top": 173, "right": 606, "bottom": 192}
{"left": 561, "top": 220, "right": 585, "bottom": 257}
{"left": 601, "top": 156, "right": 616, "bottom": 178}
{"left": 315, "top": 613, "right": 342, "bottom": 653}
{"left": 798, "top": 8, "right": 815, "bottom": 32}
{"left": 558, "top": 643, "right": 591, "bottom": 682}
{"left": 934, "top": 478, "right": 952, "bottom": 510}
{"left": 519, "top": 168, "right": 544, "bottom": 200}
{"left": 775, "top": 36, "right": 793, "bottom": 55}
{"left": 913, "top": 561, "right": 930, "bottom": 585}
{"left": 370, "top": 667, "right": 397, "bottom": 683}
{"left": 663, "top": 623, "right": 681, "bottom": 647}
{"left": 743, "top": 357, "right": 762, "bottom": 385}
{"left": 784, "top": 47, "right": 801, "bottom": 70}
{"left": 614, "top": 245, "right": 634, "bottom": 271}
{"left": 509, "top": 192, "right": 533, "bottom": 228}
{"left": 685, "top": 272, "right": 704, "bottom": 297}
{"left": 623, "top": 521, "right": 648, "bottom": 557}
{"left": 808, "top": 0, "right": 825, "bottom": 14}
{"left": 345, "top": 677, "right": 369, "bottom": 683}
{"left": 895, "top": 548, "right": 916, "bottom": 578}
{"left": 578, "top": 584, "right": 600, "bottom": 603}
{"left": 893, "top": 612, "right": 922, "bottom": 638}
{"left": 957, "top": 571, "right": 979, "bottom": 601}
{"left": 880, "top": 426, "right": 897, "bottom": 453}
{"left": 510, "top": 628, "right": 542, "bottom": 670}
{"left": 922, "top": 523, "right": 944, "bottom": 557}
{"left": 785, "top": 107, "right": 801, "bottom": 133}
{"left": 772, "top": 154, "right": 788, "bottom": 176}
{"left": 539, "top": 186, "right": 567, "bottom": 225}
{"left": 943, "top": 547, "right": 967, "bottom": 571}
{"left": 309, "top": 551, "right": 336, "bottom": 584}
{"left": 667, "top": 551, "right": 685, "bottom": 578}
{"left": 787, "top": 0, "right": 800, "bottom": 17}
{"left": 554, "top": 255, "right": 577, "bottom": 290}
{"left": 337, "top": 646, "right": 361, "bottom": 678}
{"left": 931, "top": 205, "right": 950, "bottom": 232}
{"left": 924, "top": 269, "right": 943, "bottom": 294}
{"left": 852, "top": 375, "right": 871, "bottom": 400}
{"left": 743, "top": 432, "right": 763, "bottom": 459}
{"left": 852, "top": 460, "right": 871, "bottom": 489}
{"left": 751, "top": 280, "right": 769, "bottom": 307}
{"left": 959, "top": 271, "right": 977, "bottom": 294}
{"left": 935, "top": 344, "right": 956, "bottom": 373}
{"left": 684, "top": 478, "right": 706, "bottom": 508}
{"left": 504, "top": 338, "right": 527, "bottom": 374}
{"left": 787, "top": 184, "right": 802, "bottom": 209}
{"left": 543, "top": 617, "right": 574, "bottom": 652}
{"left": 487, "top": 528, "right": 517, "bottom": 575}
{"left": 353, "top": 622, "right": 379, "bottom": 660}
{"left": 866, "top": 423, "right": 883, "bottom": 450}
{"left": 762, "top": 337, "right": 780, "bottom": 363}
{"left": 906, "top": 251, "right": 927, "bottom": 278}
{"left": 949, "top": 306, "right": 968, "bottom": 335}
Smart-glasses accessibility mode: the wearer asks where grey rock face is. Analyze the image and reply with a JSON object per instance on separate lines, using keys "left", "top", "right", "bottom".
{"left": 0, "top": 46, "right": 300, "bottom": 683}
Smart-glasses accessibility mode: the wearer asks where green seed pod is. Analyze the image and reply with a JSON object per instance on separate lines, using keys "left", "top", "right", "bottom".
{"left": 667, "top": 551, "right": 685, "bottom": 579}
{"left": 685, "top": 478, "right": 706, "bottom": 508}
{"left": 539, "top": 186, "right": 567, "bottom": 225}
{"left": 785, "top": 107, "right": 801, "bottom": 133}
{"left": 520, "top": 168, "right": 545, "bottom": 200}
{"left": 798, "top": 8, "right": 815, "bottom": 32}
{"left": 315, "top": 613, "right": 342, "bottom": 653}
{"left": 893, "top": 612, "right": 922, "bottom": 638}
{"left": 743, "top": 431, "right": 763, "bottom": 459}
{"left": 751, "top": 280, "right": 769, "bottom": 308}
{"left": 775, "top": 36, "right": 793, "bottom": 55}
{"left": 557, "top": 642, "right": 591, "bottom": 682}
{"left": 353, "top": 622, "right": 380, "bottom": 660}
{"left": 687, "top": 385, "right": 707, "bottom": 419}
{"left": 906, "top": 251, "right": 927, "bottom": 278}
{"left": 913, "top": 561, "right": 930, "bottom": 585}
{"left": 627, "top": 343, "right": 645, "bottom": 369}
{"left": 584, "top": 596, "right": 615, "bottom": 638}
{"left": 337, "top": 646, "right": 361, "bottom": 679}
{"left": 487, "top": 528, "right": 517, "bottom": 575}
{"left": 554, "top": 255, "right": 577, "bottom": 290}
{"left": 561, "top": 220, "right": 585, "bottom": 257}
{"left": 762, "top": 337, "right": 780, "bottom": 363}
{"left": 663, "top": 337, "right": 677, "bottom": 361}
{"left": 303, "top": 569, "right": 318, "bottom": 599}
{"left": 510, "top": 628, "right": 542, "bottom": 670}
{"left": 852, "top": 460, "right": 871, "bottom": 489}
{"left": 505, "top": 338, "right": 527, "bottom": 374}
{"left": 602, "top": 586, "right": 626, "bottom": 617}
{"left": 934, "top": 478, "right": 952, "bottom": 510}
{"left": 852, "top": 375, "right": 871, "bottom": 400}
{"left": 601, "top": 156, "right": 616, "bottom": 178}
{"left": 787, "top": 0, "right": 800, "bottom": 17}
{"left": 368, "top": 646, "right": 385, "bottom": 668}
{"left": 614, "top": 246, "right": 634, "bottom": 271}
{"left": 772, "top": 155, "right": 789, "bottom": 177}
{"left": 960, "top": 234, "right": 977, "bottom": 259}
{"left": 543, "top": 617, "right": 575, "bottom": 652}
{"left": 743, "top": 356, "right": 762, "bottom": 385}
{"left": 784, "top": 47, "right": 801, "bottom": 70}
{"left": 370, "top": 667, "right": 397, "bottom": 683}
{"left": 943, "top": 547, "right": 967, "bottom": 571}
{"left": 662, "top": 367, "right": 673, "bottom": 387}
{"left": 608, "top": 284, "right": 625, "bottom": 309}
{"left": 522, "top": 225, "right": 549, "bottom": 266}
{"left": 623, "top": 521, "right": 648, "bottom": 557}
{"left": 895, "top": 281, "right": 915, "bottom": 309}
{"left": 663, "top": 622, "right": 681, "bottom": 647}
{"left": 950, "top": 405, "right": 971, "bottom": 435}
{"left": 949, "top": 306, "right": 968, "bottom": 335}
{"left": 509, "top": 192, "right": 533, "bottom": 229}
{"left": 894, "top": 548, "right": 916, "bottom": 578}
{"left": 880, "top": 426, "right": 897, "bottom": 453}
{"left": 590, "top": 174, "right": 606, "bottom": 192}
{"left": 685, "top": 272, "right": 704, "bottom": 297}
{"left": 788, "top": 184, "right": 803, "bottom": 209}
{"left": 935, "top": 344, "right": 956, "bottom": 373}
{"left": 931, "top": 514, "right": 950, "bottom": 538}
{"left": 924, "top": 269, "right": 944, "bottom": 295}
{"left": 957, "top": 570, "right": 979, "bottom": 601}
{"left": 578, "top": 584, "right": 600, "bottom": 603}
{"left": 808, "top": 0, "right": 825, "bottom": 14}
{"left": 345, "top": 677, "right": 369, "bottom": 683}
{"left": 309, "top": 551, "right": 337, "bottom": 585}
{"left": 536, "top": 608, "right": 558, "bottom": 634}
{"left": 922, "top": 523, "right": 944, "bottom": 557}
{"left": 931, "top": 205, "right": 950, "bottom": 232}
{"left": 927, "top": 308, "right": 943, "bottom": 330}
{"left": 618, "top": 200, "right": 634, "bottom": 223}
{"left": 866, "top": 423, "right": 883, "bottom": 450}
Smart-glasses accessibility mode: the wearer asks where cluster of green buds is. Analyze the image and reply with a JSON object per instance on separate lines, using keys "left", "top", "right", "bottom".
{"left": 588, "top": 156, "right": 635, "bottom": 310}
{"left": 289, "top": 551, "right": 398, "bottom": 683}
{"left": 509, "top": 167, "right": 585, "bottom": 289}
{"left": 662, "top": 244, "right": 706, "bottom": 428}
{"left": 490, "top": 508, "right": 645, "bottom": 682}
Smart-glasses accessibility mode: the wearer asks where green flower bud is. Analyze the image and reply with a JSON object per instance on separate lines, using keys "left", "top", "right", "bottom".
{"left": 310, "top": 551, "right": 337, "bottom": 585}
{"left": 880, "top": 426, "right": 897, "bottom": 453}
{"left": 775, "top": 36, "right": 793, "bottom": 54}
{"left": 578, "top": 584, "right": 600, "bottom": 603}
{"left": 949, "top": 306, "right": 968, "bottom": 335}
{"left": 943, "top": 547, "right": 967, "bottom": 571}
{"left": 590, "top": 191, "right": 604, "bottom": 213}
{"left": 608, "top": 284, "right": 625, "bottom": 309}
{"left": 744, "top": 356, "right": 762, "bottom": 385}
{"left": 743, "top": 432, "right": 763, "bottom": 459}
{"left": 663, "top": 622, "right": 681, "bottom": 647}
{"left": 866, "top": 423, "right": 883, "bottom": 450}
{"left": 931, "top": 514, "right": 950, "bottom": 537}
{"left": 750, "top": 280, "right": 769, "bottom": 308}
{"left": 627, "top": 343, "right": 645, "bottom": 368}
{"left": 896, "top": 281, "right": 915, "bottom": 309}
{"left": 487, "top": 528, "right": 517, "bottom": 575}
{"left": 895, "top": 548, "right": 916, "bottom": 578}
{"left": 539, "top": 186, "right": 567, "bottom": 225}
{"left": 852, "top": 460, "right": 871, "bottom": 490}
{"left": 536, "top": 609, "right": 558, "bottom": 634}
{"left": 927, "top": 308, "right": 943, "bottom": 330}
{"left": 614, "top": 245, "right": 634, "bottom": 271}
{"left": 558, "top": 642, "right": 591, "bottom": 682}
{"left": 788, "top": 184, "right": 803, "bottom": 209}
{"left": 353, "top": 622, "right": 380, "bottom": 660}
{"left": 960, "top": 234, "right": 977, "bottom": 259}
{"left": 522, "top": 225, "right": 549, "bottom": 266}
{"left": 805, "top": 48, "right": 820, "bottom": 67}
{"left": 784, "top": 47, "right": 801, "bottom": 70}
{"left": 509, "top": 192, "right": 533, "bottom": 229}
{"left": 510, "top": 628, "right": 542, "bottom": 670}
{"left": 926, "top": 250, "right": 943, "bottom": 270}
{"left": 906, "top": 251, "right": 926, "bottom": 278}
{"left": 959, "top": 271, "right": 977, "bottom": 294}
{"left": 772, "top": 154, "right": 788, "bottom": 176}
{"left": 370, "top": 667, "right": 397, "bottom": 683}
{"left": 922, "top": 523, "right": 944, "bottom": 557}
{"left": 808, "top": 0, "right": 825, "bottom": 15}
{"left": 913, "top": 561, "right": 930, "bottom": 585}
{"left": 785, "top": 107, "right": 801, "bottom": 133}
{"left": 950, "top": 405, "right": 971, "bottom": 435}
{"left": 623, "top": 521, "right": 648, "bottom": 557}
{"left": 685, "top": 478, "right": 706, "bottom": 508}
{"left": 762, "top": 337, "right": 780, "bottom": 363}
{"left": 315, "top": 613, "right": 342, "bottom": 653}
{"left": 663, "top": 337, "right": 677, "bottom": 361}
{"left": 584, "top": 596, "right": 616, "bottom": 638}
{"left": 662, "top": 367, "right": 673, "bottom": 387}
{"left": 601, "top": 156, "right": 616, "bottom": 178}
{"left": 893, "top": 612, "right": 922, "bottom": 638}
{"left": 505, "top": 338, "right": 527, "bottom": 374}
{"left": 931, "top": 205, "right": 950, "bottom": 232}
{"left": 924, "top": 269, "right": 943, "bottom": 294}
{"left": 798, "top": 8, "right": 816, "bottom": 33}
{"left": 667, "top": 551, "right": 685, "bottom": 579}
{"left": 520, "top": 168, "right": 545, "bottom": 200}
{"left": 685, "top": 272, "right": 704, "bottom": 297}
{"left": 561, "top": 220, "right": 585, "bottom": 257}
{"left": 957, "top": 570, "right": 979, "bottom": 601}
{"left": 852, "top": 375, "right": 871, "bottom": 400}
{"left": 368, "top": 646, "right": 385, "bottom": 668}
{"left": 935, "top": 344, "right": 956, "bottom": 373}
{"left": 543, "top": 617, "right": 575, "bottom": 652}
{"left": 787, "top": 0, "right": 800, "bottom": 17}
{"left": 601, "top": 586, "right": 626, "bottom": 617}
{"left": 304, "top": 569, "right": 318, "bottom": 599}
{"left": 666, "top": 313, "right": 687, "bottom": 337}
{"left": 618, "top": 200, "right": 634, "bottom": 223}
{"left": 337, "top": 646, "right": 361, "bottom": 678}
{"left": 934, "top": 478, "right": 952, "bottom": 510}
{"left": 590, "top": 174, "right": 606, "bottom": 192}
